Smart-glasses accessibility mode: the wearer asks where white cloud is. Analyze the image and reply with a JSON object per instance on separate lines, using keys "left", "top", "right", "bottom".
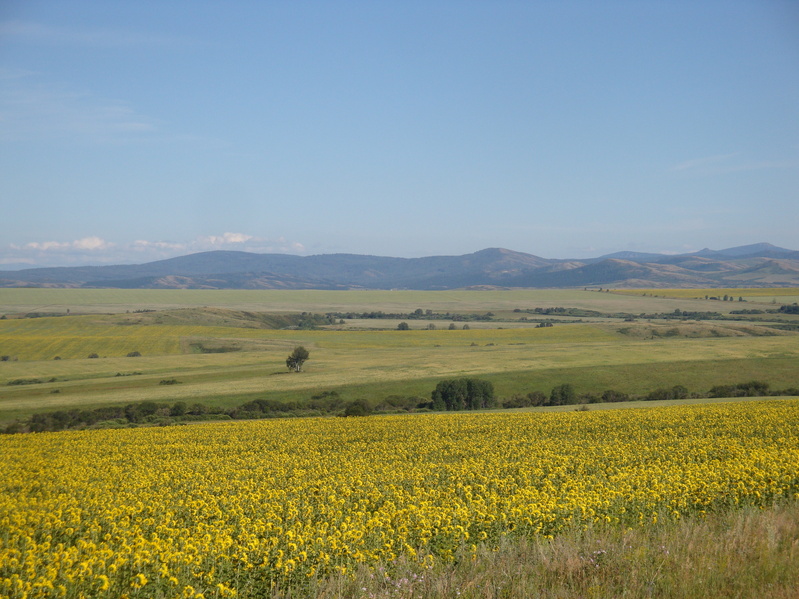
{"left": 16, "top": 236, "right": 114, "bottom": 252}
{"left": 132, "top": 240, "right": 186, "bottom": 251}
{"left": 73, "top": 236, "right": 114, "bottom": 251}
{"left": 190, "top": 233, "right": 305, "bottom": 254}
{"left": 21, "top": 240, "right": 70, "bottom": 251}
{"left": 198, "top": 232, "right": 254, "bottom": 247}
{"left": 1, "top": 234, "right": 306, "bottom": 269}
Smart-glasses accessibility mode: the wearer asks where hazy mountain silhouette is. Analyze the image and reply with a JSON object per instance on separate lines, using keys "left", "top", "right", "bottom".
{"left": 2, "top": 244, "right": 797, "bottom": 289}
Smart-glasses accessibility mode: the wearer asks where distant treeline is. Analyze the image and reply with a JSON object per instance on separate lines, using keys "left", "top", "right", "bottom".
{"left": 3, "top": 378, "right": 798, "bottom": 435}
{"left": 0, "top": 391, "right": 423, "bottom": 434}
{"left": 281, "top": 305, "right": 798, "bottom": 326}
{"left": 514, "top": 307, "right": 728, "bottom": 320}
{"left": 501, "top": 380, "right": 797, "bottom": 408}
{"left": 516, "top": 305, "right": 799, "bottom": 321}
{"left": 328, "top": 309, "right": 495, "bottom": 322}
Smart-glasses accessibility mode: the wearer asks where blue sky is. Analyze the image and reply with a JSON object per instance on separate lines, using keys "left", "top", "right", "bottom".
{"left": 1, "top": 1, "right": 798, "bottom": 268}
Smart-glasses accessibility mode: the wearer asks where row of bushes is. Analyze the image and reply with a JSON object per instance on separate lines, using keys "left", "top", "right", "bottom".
{"left": 3, "top": 380, "right": 797, "bottom": 434}
{"left": 502, "top": 380, "right": 798, "bottom": 408}
{"left": 513, "top": 304, "right": 799, "bottom": 321}
{"left": 513, "top": 306, "right": 729, "bottom": 321}
{"left": 0, "top": 390, "right": 421, "bottom": 433}
{"left": 328, "top": 309, "right": 495, "bottom": 322}
{"left": 1, "top": 400, "right": 220, "bottom": 434}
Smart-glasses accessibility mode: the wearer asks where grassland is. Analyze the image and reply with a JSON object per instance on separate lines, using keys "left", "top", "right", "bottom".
{"left": 0, "top": 287, "right": 797, "bottom": 425}
{"left": 614, "top": 287, "right": 799, "bottom": 303}
{"left": 2, "top": 286, "right": 790, "bottom": 315}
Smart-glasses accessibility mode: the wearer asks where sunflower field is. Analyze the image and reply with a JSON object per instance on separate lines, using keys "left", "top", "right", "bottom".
{"left": 1, "top": 400, "right": 798, "bottom": 598}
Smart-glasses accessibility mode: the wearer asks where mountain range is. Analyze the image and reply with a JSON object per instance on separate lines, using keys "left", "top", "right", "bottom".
{"left": 2, "top": 243, "right": 798, "bottom": 290}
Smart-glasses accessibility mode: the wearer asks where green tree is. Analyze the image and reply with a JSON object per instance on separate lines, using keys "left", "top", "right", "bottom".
{"left": 286, "top": 346, "right": 310, "bottom": 372}
{"left": 431, "top": 378, "right": 495, "bottom": 411}
{"left": 188, "top": 403, "right": 209, "bottom": 416}
{"left": 549, "top": 383, "right": 577, "bottom": 406}
{"left": 397, "top": 322, "right": 410, "bottom": 330}
{"left": 671, "top": 384, "right": 689, "bottom": 399}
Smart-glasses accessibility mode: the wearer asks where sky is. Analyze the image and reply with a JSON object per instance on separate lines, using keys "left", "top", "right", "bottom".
{"left": 1, "top": 0, "right": 798, "bottom": 268}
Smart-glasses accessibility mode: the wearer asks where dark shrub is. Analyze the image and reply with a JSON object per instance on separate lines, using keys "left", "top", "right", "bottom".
{"left": 188, "top": 403, "right": 209, "bottom": 416}
{"left": 601, "top": 389, "right": 630, "bottom": 403}
{"left": 502, "top": 391, "right": 547, "bottom": 408}
{"left": 343, "top": 399, "right": 373, "bottom": 417}
{"left": 549, "top": 383, "right": 577, "bottom": 406}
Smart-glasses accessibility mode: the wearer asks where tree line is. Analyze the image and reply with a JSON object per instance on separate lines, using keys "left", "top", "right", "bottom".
{"left": 501, "top": 380, "right": 796, "bottom": 408}
{"left": 328, "top": 309, "right": 495, "bottom": 322}
{"left": 3, "top": 378, "right": 797, "bottom": 435}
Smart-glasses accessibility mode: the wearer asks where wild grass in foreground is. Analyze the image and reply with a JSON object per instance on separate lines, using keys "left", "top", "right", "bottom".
{"left": 304, "top": 501, "right": 799, "bottom": 599}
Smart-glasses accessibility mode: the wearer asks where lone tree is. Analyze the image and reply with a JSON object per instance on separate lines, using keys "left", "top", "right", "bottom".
{"left": 286, "top": 346, "right": 310, "bottom": 372}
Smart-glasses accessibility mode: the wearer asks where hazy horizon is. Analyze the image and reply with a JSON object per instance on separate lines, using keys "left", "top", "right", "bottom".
{"left": 2, "top": 1, "right": 798, "bottom": 268}
{"left": 0, "top": 240, "right": 795, "bottom": 272}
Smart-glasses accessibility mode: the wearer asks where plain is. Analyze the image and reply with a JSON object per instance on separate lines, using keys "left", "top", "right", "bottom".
{"left": 0, "top": 287, "right": 798, "bottom": 423}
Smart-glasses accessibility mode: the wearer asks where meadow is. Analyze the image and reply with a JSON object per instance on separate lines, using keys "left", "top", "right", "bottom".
{"left": 1, "top": 401, "right": 798, "bottom": 598}
{"left": 0, "top": 286, "right": 772, "bottom": 316}
{"left": 1, "top": 319, "right": 798, "bottom": 423}
{"left": 614, "top": 287, "right": 799, "bottom": 303}
{"left": 1, "top": 288, "right": 798, "bottom": 424}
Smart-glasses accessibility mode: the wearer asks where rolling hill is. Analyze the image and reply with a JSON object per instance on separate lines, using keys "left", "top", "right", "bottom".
{"left": 1, "top": 244, "right": 798, "bottom": 290}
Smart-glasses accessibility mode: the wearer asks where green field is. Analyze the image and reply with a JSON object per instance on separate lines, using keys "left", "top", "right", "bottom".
{"left": 0, "top": 288, "right": 797, "bottom": 424}
{"left": 3, "top": 286, "right": 794, "bottom": 315}
{"left": 614, "top": 287, "right": 799, "bottom": 304}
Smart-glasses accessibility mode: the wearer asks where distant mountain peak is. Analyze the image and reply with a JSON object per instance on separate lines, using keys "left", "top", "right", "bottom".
{"left": 694, "top": 242, "right": 792, "bottom": 258}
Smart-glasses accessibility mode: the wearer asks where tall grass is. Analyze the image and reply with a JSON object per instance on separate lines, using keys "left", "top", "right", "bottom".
{"left": 303, "top": 501, "right": 799, "bottom": 599}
